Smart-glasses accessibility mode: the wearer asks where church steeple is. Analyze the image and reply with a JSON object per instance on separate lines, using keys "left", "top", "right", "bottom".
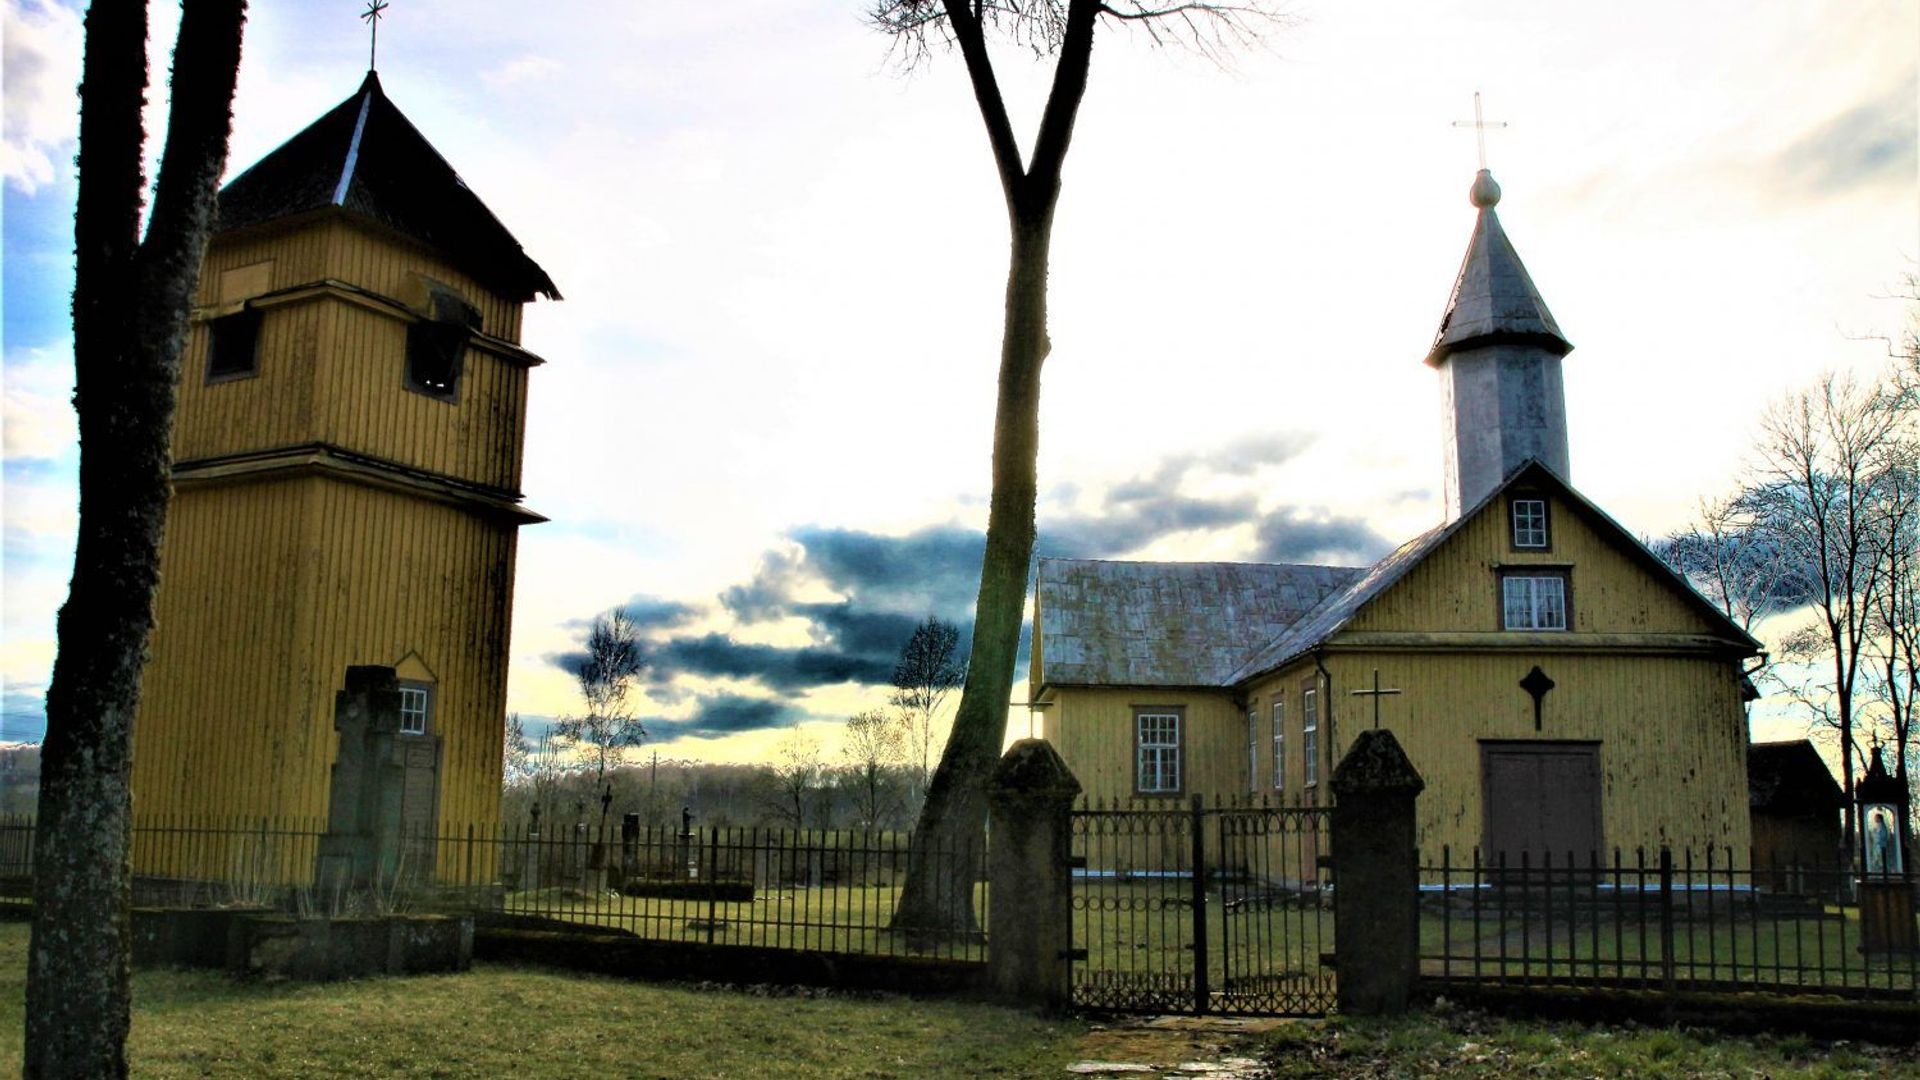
{"left": 1428, "top": 169, "right": 1573, "bottom": 519}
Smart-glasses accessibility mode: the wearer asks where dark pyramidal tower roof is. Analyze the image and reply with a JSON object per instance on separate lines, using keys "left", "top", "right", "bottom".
{"left": 216, "top": 72, "right": 560, "bottom": 303}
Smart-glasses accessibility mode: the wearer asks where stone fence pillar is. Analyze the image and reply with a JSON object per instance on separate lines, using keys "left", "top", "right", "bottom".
{"left": 986, "top": 738, "right": 1082, "bottom": 1011}
{"left": 1329, "top": 728, "right": 1425, "bottom": 1016}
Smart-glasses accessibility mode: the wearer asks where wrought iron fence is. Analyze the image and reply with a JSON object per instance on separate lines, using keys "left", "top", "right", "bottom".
{"left": 486, "top": 820, "right": 987, "bottom": 960}
{"left": 1420, "top": 846, "right": 1918, "bottom": 1000}
{"left": 1071, "top": 795, "right": 1334, "bottom": 1016}
{"left": 0, "top": 814, "right": 988, "bottom": 962}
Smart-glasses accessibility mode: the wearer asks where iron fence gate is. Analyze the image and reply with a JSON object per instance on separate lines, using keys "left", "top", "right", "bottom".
{"left": 1070, "top": 796, "right": 1335, "bottom": 1016}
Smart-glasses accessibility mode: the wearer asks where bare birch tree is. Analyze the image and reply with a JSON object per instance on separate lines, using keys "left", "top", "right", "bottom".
{"left": 842, "top": 708, "right": 907, "bottom": 829}
{"left": 28, "top": 3, "right": 249, "bottom": 1074}
{"left": 1744, "top": 371, "right": 1909, "bottom": 846}
{"left": 556, "top": 609, "right": 647, "bottom": 799}
{"left": 868, "top": 0, "right": 1285, "bottom": 936}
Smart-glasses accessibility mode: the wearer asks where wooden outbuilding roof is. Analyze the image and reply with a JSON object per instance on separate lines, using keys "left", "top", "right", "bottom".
{"left": 1747, "top": 740, "right": 1845, "bottom": 814}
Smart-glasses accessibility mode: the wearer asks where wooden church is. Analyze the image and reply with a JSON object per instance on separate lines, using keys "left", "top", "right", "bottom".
{"left": 1032, "top": 168, "right": 1762, "bottom": 864}
{"left": 129, "top": 72, "right": 557, "bottom": 838}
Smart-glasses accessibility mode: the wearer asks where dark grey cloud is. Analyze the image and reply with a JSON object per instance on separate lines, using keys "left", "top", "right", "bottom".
{"left": 646, "top": 693, "right": 802, "bottom": 741}
{"left": 1043, "top": 493, "right": 1261, "bottom": 558}
{"left": 649, "top": 633, "right": 895, "bottom": 695}
{"left": 550, "top": 429, "right": 1392, "bottom": 741}
{"left": 1776, "top": 84, "right": 1917, "bottom": 196}
{"left": 563, "top": 594, "right": 704, "bottom": 632}
{"left": 1249, "top": 509, "right": 1393, "bottom": 565}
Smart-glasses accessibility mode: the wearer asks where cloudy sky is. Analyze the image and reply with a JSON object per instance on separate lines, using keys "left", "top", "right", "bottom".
{"left": 2, "top": 1, "right": 1915, "bottom": 756}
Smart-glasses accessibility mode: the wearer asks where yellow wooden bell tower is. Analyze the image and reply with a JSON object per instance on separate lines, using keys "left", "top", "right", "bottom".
{"left": 131, "top": 72, "right": 558, "bottom": 835}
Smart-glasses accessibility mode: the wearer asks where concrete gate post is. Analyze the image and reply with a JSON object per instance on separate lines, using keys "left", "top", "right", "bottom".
{"left": 986, "top": 738, "right": 1082, "bottom": 1011}
{"left": 1329, "top": 728, "right": 1426, "bottom": 1016}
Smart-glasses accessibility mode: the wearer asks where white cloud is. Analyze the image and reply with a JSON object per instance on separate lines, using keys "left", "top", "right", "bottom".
{"left": 1, "top": 344, "right": 76, "bottom": 461}
{"left": 482, "top": 54, "right": 560, "bottom": 88}
{"left": 1, "top": 0, "right": 82, "bottom": 195}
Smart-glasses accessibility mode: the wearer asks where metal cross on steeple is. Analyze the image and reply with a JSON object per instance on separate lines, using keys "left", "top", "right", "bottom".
{"left": 1349, "top": 668, "right": 1403, "bottom": 731}
{"left": 1451, "top": 91, "right": 1508, "bottom": 171}
{"left": 362, "top": 0, "right": 390, "bottom": 71}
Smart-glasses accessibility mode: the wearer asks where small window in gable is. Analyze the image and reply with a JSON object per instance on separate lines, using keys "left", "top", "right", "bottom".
{"left": 405, "top": 284, "right": 480, "bottom": 402}
{"left": 206, "top": 308, "right": 262, "bottom": 382}
{"left": 1511, "top": 497, "right": 1550, "bottom": 549}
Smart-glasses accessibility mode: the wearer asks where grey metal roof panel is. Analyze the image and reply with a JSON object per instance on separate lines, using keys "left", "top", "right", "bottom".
{"left": 1425, "top": 205, "right": 1570, "bottom": 367}
{"left": 1036, "top": 558, "right": 1364, "bottom": 687}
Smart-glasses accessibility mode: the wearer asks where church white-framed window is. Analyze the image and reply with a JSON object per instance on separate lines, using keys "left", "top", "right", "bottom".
{"left": 397, "top": 683, "right": 432, "bottom": 735}
{"left": 1502, "top": 572, "right": 1569, "bottom": 631}
{"left": 1134, "top": 708, "right": 1183, "bottom": 795}
{"left": 1246, "top": 707, "right": 1259, "bottom": 793}
{"left": 1302, "top": 688, "right": 1320, "bottom": 786}
{"left": 1510, "top": 498, "right": 1550, "bottom": 549}
{"left": 1271, "top": 700, "right": 1286, "bottom": 791}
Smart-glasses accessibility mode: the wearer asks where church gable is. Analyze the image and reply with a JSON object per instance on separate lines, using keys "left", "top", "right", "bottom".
{"left": 1342, "top": 465, "right": 1750, "bottom": 642}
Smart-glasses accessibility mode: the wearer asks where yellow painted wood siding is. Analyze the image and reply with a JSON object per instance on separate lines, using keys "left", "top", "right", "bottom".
{"left": 133, "top": 479, "right": 313, "bottom": 823}
{"left": 177, "top": 217, "right": 532, "bottom": 493}
{"left": 1346, "top": 490, "right": 1725, "bottom": 636}
{"left": 300, "top": 478, "right": 515, "bottom": 832}
{"left": 308, "top": 303, "right": 527, "bottom": 492}
{"left": 1042, "top": 688, "right": 1247, "bottom": 805}
{"left": 132, "top": 473, "right": 515, "bottom": 849}
{"left": 1242, "top": 651, "right": 1750, "bottom": 859}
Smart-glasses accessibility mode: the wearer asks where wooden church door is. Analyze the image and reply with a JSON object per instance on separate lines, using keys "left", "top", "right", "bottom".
{"left": 1480, "top": 741, "right": 1602, "bottom": 870}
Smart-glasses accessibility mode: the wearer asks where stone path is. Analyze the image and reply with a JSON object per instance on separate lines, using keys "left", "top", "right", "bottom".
{"left": 1066, "top": 1015, "right": 1294, "bottom": 1079}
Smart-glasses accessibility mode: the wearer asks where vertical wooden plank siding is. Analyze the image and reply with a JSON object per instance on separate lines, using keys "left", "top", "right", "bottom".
{"left": 1345, "top": 490, "right": 1725, "bottom": 636}
{"left": 132, "top": 479, "right": 314, "bottom": 824}
{"left": 136, "top": 213, "right": 534, "bottom": 856}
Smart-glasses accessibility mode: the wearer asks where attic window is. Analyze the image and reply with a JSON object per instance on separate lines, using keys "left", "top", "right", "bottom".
{"left": 405, "top": 285, "right": 480, "bottom": 401}
{"left": 1511, "top": 498, "right": 1550, "bottom": 549}
{"left": 206, "top": 308, "right": 262, "bottom": 382}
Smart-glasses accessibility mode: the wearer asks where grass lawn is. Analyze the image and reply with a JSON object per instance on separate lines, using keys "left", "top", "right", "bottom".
{"left": 6, "top": 918, "right": 1915, "bottom": 1078}
{"left": 0, "top": 922, "right": 1079, "bottom": 1078}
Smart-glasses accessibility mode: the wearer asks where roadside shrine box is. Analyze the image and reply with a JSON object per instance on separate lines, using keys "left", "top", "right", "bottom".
{"left": 1855, "top": 746, "right": 1915, "bottom": 954}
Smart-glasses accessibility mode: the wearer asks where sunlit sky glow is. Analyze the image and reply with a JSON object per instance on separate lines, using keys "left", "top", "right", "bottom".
{"left": 2, "top": 0, "right": 1915, "bottom": 760}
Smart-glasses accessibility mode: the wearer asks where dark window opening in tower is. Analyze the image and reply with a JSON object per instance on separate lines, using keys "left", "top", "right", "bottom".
{"left": 206, "top": 308, "right": 262, "bottom": 382}
{"left": 405, "top": 286, "right": 480, "bottom": 401}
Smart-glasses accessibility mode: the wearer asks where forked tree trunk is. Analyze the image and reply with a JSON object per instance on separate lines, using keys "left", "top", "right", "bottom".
{"left": 888, "top": 0, "right": 1097, "bottom": 938}
{"left": 27, "top": 4, "right": 246, "bottom": 1076}
{"left": 892, "top": 219, "right": 1053, "bottom": 935}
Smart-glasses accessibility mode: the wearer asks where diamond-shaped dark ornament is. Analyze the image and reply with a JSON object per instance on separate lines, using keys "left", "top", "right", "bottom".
{"left": 1520, "top": 665, "right": 1556, "bottom": 732}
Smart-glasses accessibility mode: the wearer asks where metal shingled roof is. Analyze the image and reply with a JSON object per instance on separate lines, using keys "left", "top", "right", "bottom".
{"left": 1036, "top": 558, "right": 1364, "bottom": 687}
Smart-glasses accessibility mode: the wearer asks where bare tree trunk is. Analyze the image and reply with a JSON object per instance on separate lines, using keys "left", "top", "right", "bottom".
{"left": 889, "top": 0, "right": 1097, "bottom": 937}
{"left": 27, "top": 3, "right": 246, "bottom": 1076}
{"left": 893, "top": 218, "right": 1053, "bottom": 934}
